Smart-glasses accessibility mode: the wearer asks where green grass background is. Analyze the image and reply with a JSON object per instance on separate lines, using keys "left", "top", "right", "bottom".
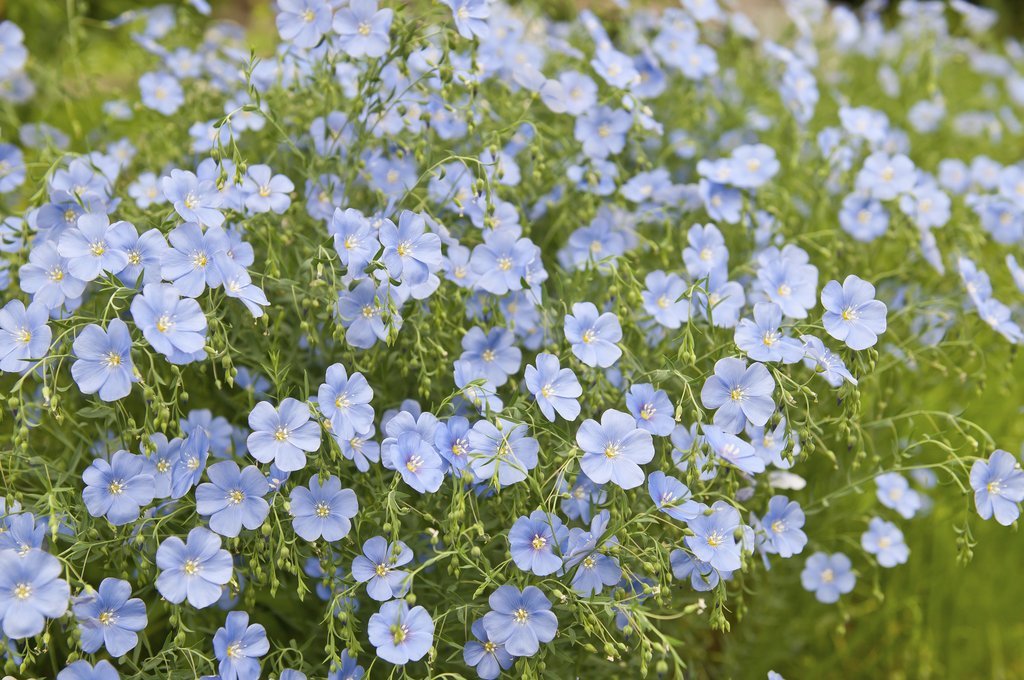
{"left": 3, "top": 1, "right": 1024, "bottom": 678}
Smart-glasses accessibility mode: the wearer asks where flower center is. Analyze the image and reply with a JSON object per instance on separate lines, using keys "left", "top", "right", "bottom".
{"left": 582, "top": 329, "right": 597, "bottom": 344}
{"left": 841, "top": 307, "right": 858, "bottom": 321}
{"left": 49, "top": 266, "right": 65, "bottom": 282}
{"left": 14, "top": 583, "right": 31, "bottom": 600}
{"left": 583, "top": 555, "right": 596, "bottom": 569}
{"left": 335, "top": 394, "right": 350, "bottom": 409}
{"left": 99, "top": 609, "right": 117, "bottom": 625}
{"left": 15, "top": 328, "right": 31, "bottom": 344}
{"left": 184, "top": 193, "right": 199, "bottom": 210}
{"left": 730, "top": 388, "right": 744, "bottom": 401}
{"left": 228, "top": 489, "right": 245, "bottom": 504}
{"left": 375, "top": 563, "right": 389, "bottom": 577}
{"left": 302, "top": 9, "right": 315, "bottom": 22}
{"left": 776, "top": 283, "right": 791, "bottom": 297}
{"left": 540, "top": 384, "right": 554, "bottom": 398}
{"left": 706, "top": 531, "right": 724, "bottom": 548}
{"left": 156, "top": 315, "right": 173, "bottom": 333}
{"left": 227, "top": 642, "right": 243, "bottom": 659}
{"left": 192, "top": 251, "right": 208, "bottom": 268}
{"left": 771, "top": 520, "right": 785, "bottom": 534}
{"left": 513, "top": 608, "right": 529, "bottom": 624}
{"left": 603, "top": 442, "right": 620, "bottom": 458}
{"left": 484, "top": 641, "right": 497, "bottom": 653}
{"left": 820, "top": 568, "right": 834, "bottom": 583}
{"left": 90, "top": 241, "right": 107, "bottom": 256}
{"left": 531, "top": 534, "right": 547, "bottom": 551}
{"left": 640, "top": 403, "right": 656, "bottom": 420}
{"left": 358, "top": 22, "right": 372, "bottom": 36}
{"left": 391, "top": 623, "right": 409, "bottom": 644}
{"left": 315, "top": 502, "right": 331, "bottom": 518}
{"left": 406, "top": 454, "right": 423, "bottom": 473}
{"left": 482, "top": 349, "right": 495, "bottom": 362}
{"left": 274, "top": 426, "right": 289, "bottom": 441}
{"left": 105, "top": 351, "right": 122, "bottom": 368}
{"left": 497, "top": 256, "right": 513, "bottom": 271}
{"left": 987, "top": 481, "right": 1002, "bottom": 495}
{"left": 877, "top": 537, "right": 892, "bottom": 549}
{"left": 108, "top": 480, "right": 125, "bottom": 495}
{"left": 183, "top": 559, "right": 200, "bottom": 575}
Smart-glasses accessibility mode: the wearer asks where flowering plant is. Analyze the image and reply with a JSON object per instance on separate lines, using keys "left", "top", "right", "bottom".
{"left": 1, "top": 0, "right": 1023, "bottom": 678}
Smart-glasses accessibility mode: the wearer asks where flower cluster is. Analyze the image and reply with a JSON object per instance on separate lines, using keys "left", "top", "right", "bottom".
{"left": 0, "top": 0, "right": 1022, "bottom": 677}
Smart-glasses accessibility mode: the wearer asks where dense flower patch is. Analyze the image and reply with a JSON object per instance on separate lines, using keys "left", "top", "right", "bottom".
{"left": 1, "top": 0, "right": 1023, "bottom": 677}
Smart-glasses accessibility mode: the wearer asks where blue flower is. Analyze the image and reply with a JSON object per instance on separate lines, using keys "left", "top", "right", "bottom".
{"left": 508, "top": 510, "right": 568, "bottom": 576}
{"left": 559, "top": 473, "right": 606, "bottom": 523}
{"left": 669, "top": 550, "right": 721, "bottom": 592}
{"left": 970, "top": 450, "right": 1024, "bottom": 525}
{"left": 19, "top": 241, "right": 88, "bottom": 311}
{"left": 821, "top": 275, "right": 888, "bottom": 351}
{"left": 463, "top": 618, "right": 512, "bottom": 680}
{"left": 728, "top": 144, "right": 779, "bottom": 189}
{"left": 564, "top": 302, "right": 622, "bottom": 368}
{"left": 379, "top": 211, "right": 442, "bottom": 286}
{"left": 625, "top": 383, "right": 675, "bottom": 436}
{"left": 156, "top": 527, "right": 233, "bottom": 609}
{"left": 801, "top": 552, "right": 856, "bottom": 603}
{"left": 647, "top": 471, "right": 699, "bottom": 521}
{"left": 0, "top": 548, "right": 70, "bottom": 639}
{"left": 442, "top": 0, "right": 491, "bottom": 40}
{"left": 0, "top": 299, "right": 51, "bottom": 374}
{"left": 734, "top": 303, "right": 804, "bottom": 364}
{"left": 754, "top": 247, "right": 818, "bottom": 319}
{"left": 171, "top": 430, "right": 210, "bottom": 499}
{"left": 435, "top": 416, "right": 472, "bottom": 473}
{"left": 57, "top": 214, "right": 129, "bottom": 281}
{"left": 337, "top": 279, "right": 389, "bottom": 349}
{"left": 0, "top": 512, "right": 45, "bottom": 554}
{"left": 574, "top": 106, "right": 631, "bottom": 159}
{"left": 856, "top": 152, "right": 916, "bottom": 200}
{"left": 108, "top": 223, "right": 168, "bottom": 286}
{"left": 57, "top": 660, "right": 120, "bottom": 680}
{"left": 247, "top": 398, "right": 322, "bottom": 472}
{"left": 72, "top": 578, "right": 147, "bottom": 657}
{"left": 563, "top": 511, "right": 621, "bottom": 596}
{"left": 213, "top": 611, "right": 269, "bottom": 680}
{"left": 196, "top": 461, "right": 270, "bottom": 538}
{"left": 367, "top": 599, "right": 434, "bottom": 665}
{"left": 575, "top": 409, "right": 655, "bottom": 489}
{"left": 393, "top": 432, "right": 445, "bottom": 493}
{"left": 700, "top": 357, "right": 775, "bottom": 434}
{"left": 641, "top": 270, "right": 690, "bottom": 328}
{"left": 481, "top": 585, "right": 557, "bottom": 657}
{"left": 468, "top": 419, "right": 539, "bottom": 487}
{"left": 875, "top": 472, "right": 922, "bottom": 519}
{"left": 861, "top": 517, "right": 909, "bottom": 567}
{"left": 334, "top": 0, "right": 393, "bottom": 58}
{"left": 289, "top": 474, "right": 358, "bottom": 542}
{"left": 71, "top": 319, "right": 137, "bottom": 402}
{"left": 685, "top": 501, "right": 744, "bottom": 572}
{"left": 330, "top": 208, "right": 378, "bottom": 276}
{"left": 129, "top": 283, "right": 208, "bottom": 364}
{"left": 839, "top": 193, "right": 889, "bottom": 242}
{"left": 276, "top": 0, "right": 333, "bottom": 47}
{"left": 82, "top": 450, "right": 155, "bottom": 526}
{"left": 800, "top": 334, "right": 857, "bottom": 387}
{"left": 469, "top": 227, "right": 537, "bottom": 295}
{"left": 351, "top": 536, "right": 413, "bottom": 601}
{"left": 760, "top": 496, "right": 807, "bottom": 558}
{"left": 242, "top": 164, "right": 294, "bottom": 215}
{"left": 161, "top": 222, "right": 235, "bottom": 298}
{"left": 318, "top": 363, "right": 374, "bottom": 440}
{"left": 0, "top": 143, "right": 24, "bottom": 194}
{"left": 160, "top": 169, "right": 224, "bottom": 227}
{"left": 459, "top": 326, "right": 521, "bottom": 387}
{"left": 139, "top": 72, "right": 184, "bottom": 115}
{"left": 524, "top": 353, "right": 582, "bottom": 422}
{"left": 702, "top": 424, "right": 765, "bottom": 475}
